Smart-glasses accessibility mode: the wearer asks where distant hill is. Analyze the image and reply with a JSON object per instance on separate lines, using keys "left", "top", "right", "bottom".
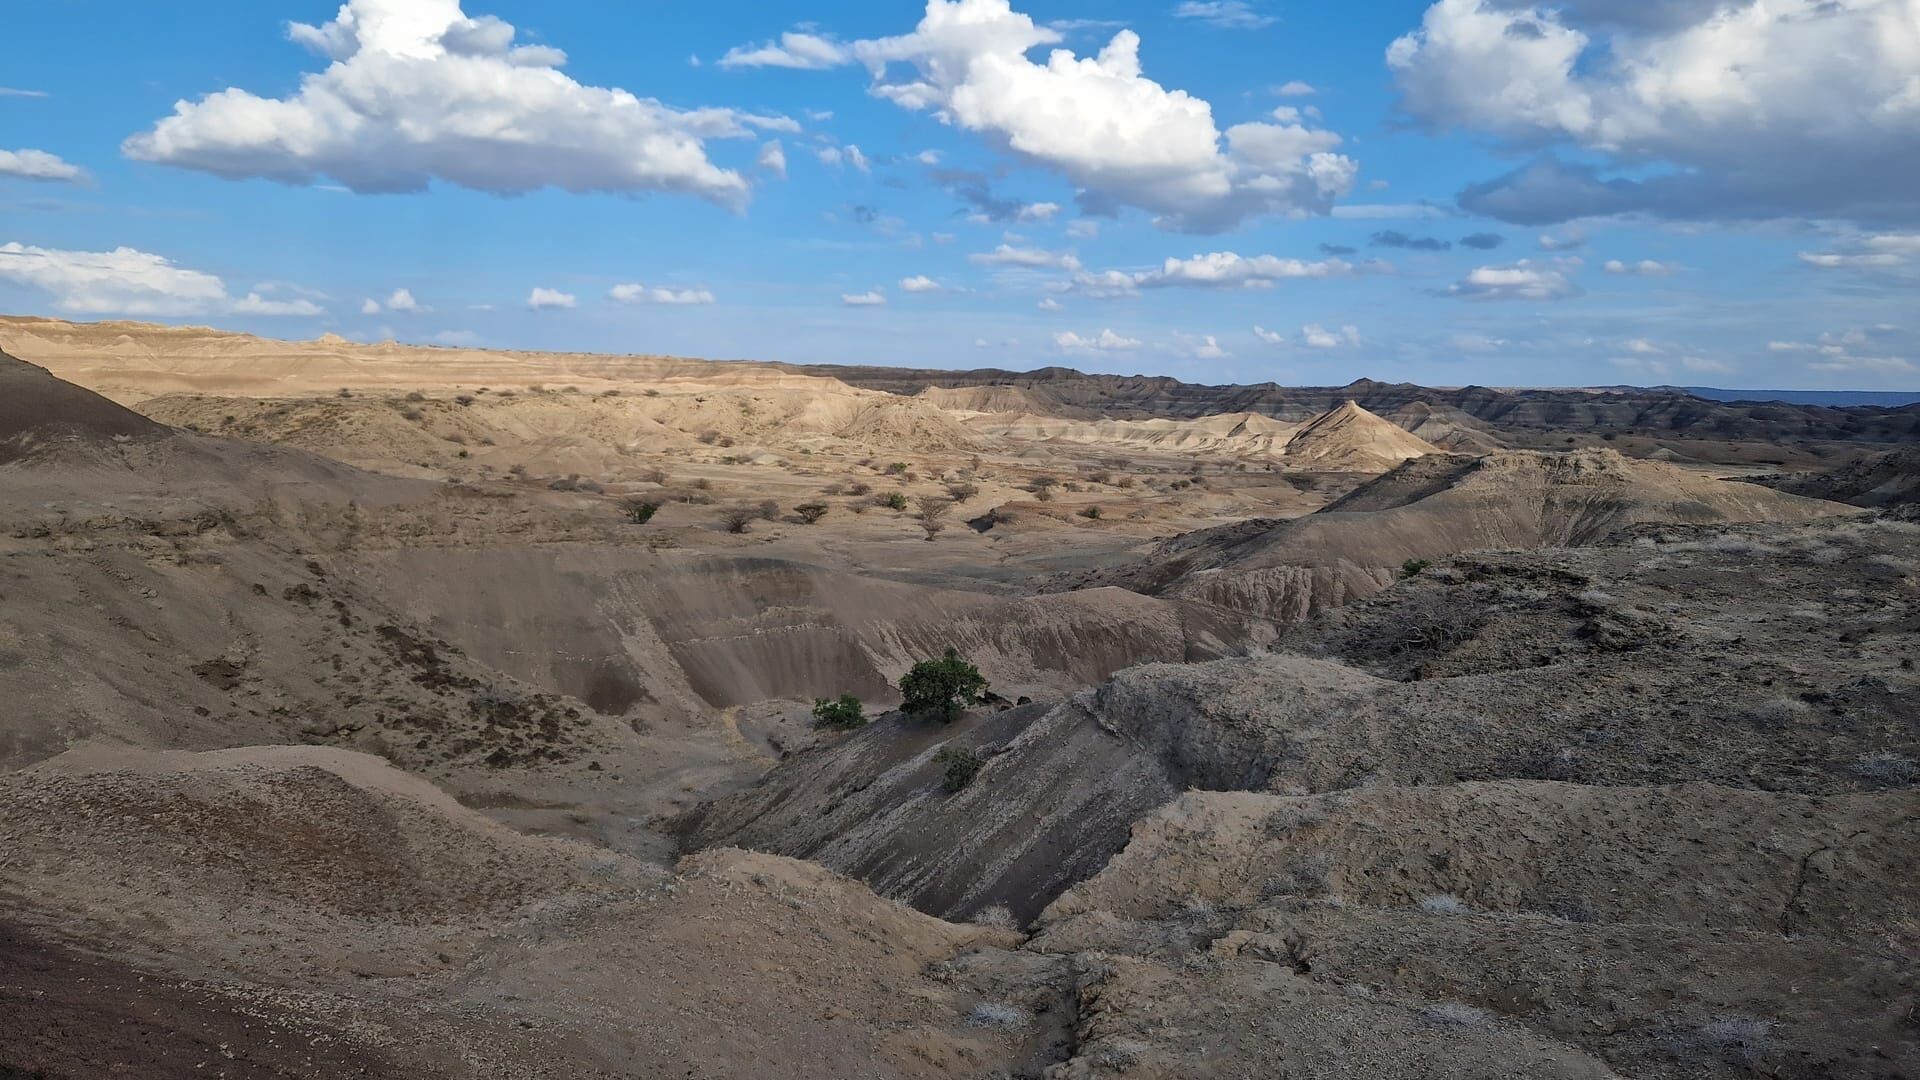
{"left": 1674, "top": 386, "right": 1920, "bottom": 407}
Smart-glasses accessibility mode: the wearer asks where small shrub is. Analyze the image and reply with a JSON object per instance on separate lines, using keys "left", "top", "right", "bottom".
{"left": 622, "top": 498, "right": 662, "bottom": 524}
{"left": 454, "top": 395, "right": 475, "bottom": 407}
{"left": 884, "top": 461, "right": 910, "bottom": 475}
{"left": 404, "top": 391, "right": 426, "bottom": 402}
{"left": 719, "top": 506, "right": 756, "bottom": 533}
{"left": 642, "top": 467, "right": 670, "bottom": 485}
{"left": 1078, "top": 505, "right": 1103, "bottom": 520}
{"left": 946, "top": 482, "right": 980, "bottom": 503}
{"left": 337, "top": 387, "right": 353, "bottom": 398}
{"left": 917, "top": 495, "right": 954, "bottom": 539}
{"left": 643, "top": 388, "right": 661, "bottom": 398}
{"left": 900, "top": 648, "right": 988, "bottom": 720}
{"left": 795, "top": 502, "right": 830, "bottom": 524}
{"left": 970, "top": 905, "right": 1020, "bottom": 931}
{"left": 697, "top": 430, "right": 722, "bottom": 445}
{"left": 848, "top": 482, "right": 873, "bottom": 497}
{"left": 963, "top": 1002, "right": 1027, "bottom": 1031}
{"left": 1402, "top": 558, "right": 1432, "bottom": 578}
{"left": 756, "top": 499, "right": 780, "bottom": 521}
{"left": 1854, "top": 751, "right": 1918, "bottom": 787}
{"left": 811, "top": 694, "right": 867, "bottom": 730}
{"left": 934, "top": 746, "right": 984, "bottom": 792}
{"left": 690, "top": 477, "right": 713, "bottom": 491}
{"left": 1417, "top": 894, "right": 1471, "bottom": 916}
{"left": 879, "top": 491, "right": 909, "bottom": 511}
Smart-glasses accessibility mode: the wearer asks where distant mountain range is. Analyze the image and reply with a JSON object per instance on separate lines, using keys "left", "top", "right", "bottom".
{"left": 1670, "top": 386, "right": 1920, "bottom": 407}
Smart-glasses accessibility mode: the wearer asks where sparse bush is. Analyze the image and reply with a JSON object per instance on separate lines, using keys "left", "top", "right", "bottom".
{"left": 963, "top": 1002, "right": 1027, "bottom": 1031}
{"left": 933, "top": 745, "right": 984, "bottom": 792}
{"left": 622, "top": 498, "right": 662, "bottom": 525}
{"left": 720, "top": 506, "right": 756, "bottom": 533}
{"left": 337, "top": 387, "right": 353, "bottom": 398}
{"left": 900, "top": 648, "right": 988, "bottom": 720}
{"left": 756, "top": 499, "right": 780, "bottom": 521}
{"left": 642, "top": 467, "right": 670, "bottom": 485}
{"left": 1402, "top": 558, "right": 1432, "bottom": 578}
{"left": 508, "top": 463, "right": 527, "bottom": 478}
{"left": 946, "top": 482, "right": 980, "bottom": 503}
{"left": 884, "top": 461, "right": 910, "bottom": 475}
{"left": 848, "top": 482, "right": 873, "bottom": 497}
{"left": 697, "top": 430, "right": 722, "bottom": 445}
{"left": 404, "top": 391, "right": 426, "bottom": 402}
{"left": 916, "top": 495, "right": 954, "bottom": 539}
{"left": 811, "top": 694, "right": 867, "bottom": 730}
{"left": 1078, "top": 505, "right": 1103, "bottom": 520}
{"left": 1418, "top": 894, "right": 1471, "bottom": 916}
{"left": 549, "top": 474, "right": 583, "bottom": 492}
{"left": 879, "top": 491, "right": 909, "bottom": 511}
{"left": 970, "top": 905, "right": 1020, "bottom": 931}
{"left": 1421, "top": 1003, "right": 1490, "bottom": 1028}
{"left": 1853, "top": 751, "right": 1918, "bottom": 787}
{"left": 455, "top": 395, "right": 475, "bottom": 407}
{"left": 795, "top": 502, "right": 830, "bottom": 524}
{"left": 690, "top": 477, "right": 713, "bottom": 491}
{"left": 1034, "top": 487, "right": 1054, "bottom": 502}
{"left": 643, "top": 388, "right": 660, "bottom": 397}
{"left": 1085, "top": 469, "right": 1112, "bottom": 485}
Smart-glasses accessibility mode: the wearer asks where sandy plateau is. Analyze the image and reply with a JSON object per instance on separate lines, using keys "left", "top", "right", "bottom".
{"left": 1, "top": 316, "right": 1916, "bottom": 1079}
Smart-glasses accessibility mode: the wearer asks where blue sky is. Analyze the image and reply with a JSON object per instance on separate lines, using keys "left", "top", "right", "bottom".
{"left": 2, "top": 0, "right": 1916, "bottom": 388}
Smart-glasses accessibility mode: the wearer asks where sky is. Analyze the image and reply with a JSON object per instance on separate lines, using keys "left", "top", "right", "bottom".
{"left": 2, "top": 0, "right": 1918, "bottom": 390}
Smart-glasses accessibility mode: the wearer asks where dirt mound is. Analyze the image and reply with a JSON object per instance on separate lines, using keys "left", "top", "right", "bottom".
{"left": 1280, "top": 399, "right": 1440, "bottom": 470}
{"left": 1749, "top": 446, "right": 1920, "bottom": 509}
{"left": 0, "top": 348, "right": 165, "bottom": 463}
{"left": 918, "top": 383, "right": 1076, "bottom": 416}
{"left": 1078, "top": 449, "right": 1856, "bottom": 621}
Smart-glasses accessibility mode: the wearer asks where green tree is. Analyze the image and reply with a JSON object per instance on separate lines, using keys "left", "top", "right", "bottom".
{"left": 811, "top": 694, "right": 867, "bottom": 730}
{"left": 899, "top": 649, "right": 988, "bottom": 721}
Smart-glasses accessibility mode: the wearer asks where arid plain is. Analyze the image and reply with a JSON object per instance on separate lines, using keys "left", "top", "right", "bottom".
{"left": 1, "top": 314, "right": 1916, "bottom": 1079}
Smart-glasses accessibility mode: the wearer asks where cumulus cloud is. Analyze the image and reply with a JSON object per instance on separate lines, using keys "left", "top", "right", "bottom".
{"left": 1252, "top": 325, "right": 1288, "bottom": 345}
{"left": 758, "top": 140, "right": 788, "bottom": 178}
{"left": 0, "top": 149, "right": 86, "bottom": 184}
{"left": 816, "top": 144, "right": 872, "bottom": 172}
{"left": 1189, "top": 334, "right": 1231, "bottom": 359}
{"left": 849, "top": 0, "right": 1355, "bottom": 232}
{"left": 1769, "top": 327, "right": 1917, "bottom": 375}
{"left": 382, "top": 287, "right": 423, "bottom": 313}
{"left": 1388, "top": 0, "right": 1920, "bottom": 225}
{"left": 1172, "top": 2, "right": 1276, "bottom": 29}
{"left": 1275, "top": 80, "right": 1317, "bottom": 97}
{"left": 970, "top": 243, "right": 1083, "bottom": 271}
{"left": 1100, "top": 251, "right": 1353, "bottom": 292}
{"left": 1055, "top": 328, "right": 1141, "bottom": 352}
{"left": 1603, "top": 258, "right": 1680, "bottom": 276}
{"left": 842, "top": 289, "right": 887, "bottom": 306}
{"left": 123, "top": 0, "right": 770, "bottom": 207}
{"left": 1037, "top": 297, "right": 1065, "bottom": 311}
{"left": 610, "top": 283, "right": 716, "bottom": 305}
{"left": 527, "top": 287, "right": 576, "bottom": 310}
{"left": 900, "top": 275, "right": 945, "bottom": 293}
{"left": 1442, "top": 259, "right": 1578, "bottom": 300}
{"left": 1301, "top": 323, "right": 1361, "bottom": 348}
{"left": 0, "top": 241, "right": 322, "bottom": 316}
{"left": 719, "top": 31, "right": 852, "bottom": 70}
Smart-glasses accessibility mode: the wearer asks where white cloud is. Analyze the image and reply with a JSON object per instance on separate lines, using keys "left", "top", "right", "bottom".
{"left": 719, "top": 31, "right": 852, "bottom": 70}
{"left": 900, "top": 275, "right": 944, "bottom": 293}
{"left": 842, "top": 289, "right": 887, "bottom": 306}
{"left": 0, "top": 87, "right": 50, "bottom": 98}
{"left": 0, "top": 149, "right": 86, "bottom": 183}
{"left": 1055, "top": 328, "right": 1141, "bottom": 352}
{"left": 1330, "top": 203, "right": 1448, "bottom": 220}
{"left": 1865, "top": 233, "right": 1920, "bottom": 256}
{"left": 970, "top": 243, "right": 1083, "bottom": 271}
{"left": 1388, "top": 0, "right": 1920, "bottom": 225}
{"left": 124, "top": 0, "right": 766, "bottom": 208}
{"left": 1603, "top": 258, "right": 1679, "bottom": 276}
{"left": 1190, "top": 334, "right": 1231, "bottom": 360}
{"left": 1107, "top": 251, "right": 1352, "bottom": 292}
{"left": 360, "top": 298, "right": 382, "bottom": 315}
{"left": 758, "top": 140, "right": 788, "bottom": 178}
{"left": 609, "top": 283, "right": 716, "bottom": 305}
{"left": 1173, "top": 2, "right": 1276, "bottom": 29}
{"left": 1799, "top": 251, "right": 1905, "bottom": 270}
{"left": 1037, "top": 297, "right": 1065, "bottom": 312}
{"left": 1275, "top": 81, "right": 1316, "bottom": 97}
{"left": 1442, "top": 259, "right": 1577, "bottom": 301}
{"left": 850, "top": 0, "right": 1355, "bottom": 232}
{"left": 1065, "top": 219, "right": 1100, "bottom": 239}
{"left": 1301, "top": 323, "right": 1360, "bottom": 348}
{"left": 0, "top": 241, "right": 323, "bottom": 317}
{"left": 1537, "top": 231, "right": 1586, "bottom": 251}
{"left": 232, "top": 292, "right": 325, "bottom": 316}
{"left": 816, "top": 144, "right": 872, "bottom": 172}
{"left": 384, "top": 287, "right": 422, "bottom": 312}
{"left": 527, "top": 287, "right": 576, "bottom": 310}
{"left": 1253, "top": 325, "right": 1288, "bottom": 345}
{"left": 1770, "top": 327, "right": 1917, "bottom": 376}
